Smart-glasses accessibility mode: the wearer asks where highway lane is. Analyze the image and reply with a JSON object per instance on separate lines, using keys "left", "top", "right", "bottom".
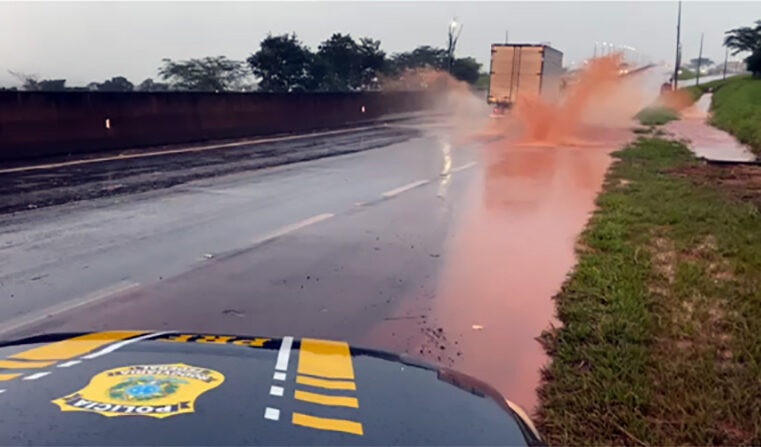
{"left": 0, "top": 123, "right": 481, "bottom": 338}
{"left": 0, "top": 111, "right": 629, "bottom": 413}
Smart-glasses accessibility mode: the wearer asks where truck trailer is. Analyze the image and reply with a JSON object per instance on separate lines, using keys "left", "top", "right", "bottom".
{"left": 488, "top": 43, "right": 564, "bottom": 111}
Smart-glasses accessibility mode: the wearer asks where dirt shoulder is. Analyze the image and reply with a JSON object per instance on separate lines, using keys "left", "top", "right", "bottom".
{"left": 537, "top": 137, "right": 761, "bottom": 445}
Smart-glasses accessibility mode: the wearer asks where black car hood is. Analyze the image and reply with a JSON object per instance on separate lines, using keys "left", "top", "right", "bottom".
{"left": 0, "top": 331, "right": 541, "bottom": 446}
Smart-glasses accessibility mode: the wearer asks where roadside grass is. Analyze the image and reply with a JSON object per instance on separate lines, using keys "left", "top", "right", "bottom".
{"left": 635, "top": 107, "right": 679, "bottom": 126}
{"left": 683, "top": 77, "right": 733, "bottom": 103}
{"left": 708, "top": 76, "right": 761, "bottom": 154}
{"left": 537, "top": 137, "right": 761, "bottom": 446}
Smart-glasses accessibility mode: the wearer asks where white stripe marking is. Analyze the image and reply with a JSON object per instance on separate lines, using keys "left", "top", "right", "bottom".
{"left": 57, "top": 360, "right": 82, "bottom": 368}
{"left": 273, "top": 372, "right": 286, "bottom": 381}
{"left": 252, "top": 214, "right": 333, "bottom": 245}
{"left": 270, "top": 385, "right": 284, "bottom": 397}
{"left": 82, "top": 331, "right": 173, "bottom": 360}
{"left": 0, "top": 126, "right": 381, "bottom": 175}
{"left": 450, "top": 161, "right": 477, "bottom": 173}
{"left": 381, "top": 180, "right": 429, "bottom": 198}
{"left": 23, "top": 372, "right": 51, "bottom": 381}
{"left": 0, "top": 389, "right": 6, "bottom": 394}
{"left": 0, "top": 281, "right": 140, "bottom": 337}
{"left": 275, "top": 336, "right": 293, "bottom": 372}
{"left": 264, "top": 407, "right": 280, "bottom": 421}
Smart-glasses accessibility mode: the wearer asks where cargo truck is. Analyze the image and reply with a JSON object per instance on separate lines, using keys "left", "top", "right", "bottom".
{"left": 488, "top": 43, "right": 564, "bottom": 112}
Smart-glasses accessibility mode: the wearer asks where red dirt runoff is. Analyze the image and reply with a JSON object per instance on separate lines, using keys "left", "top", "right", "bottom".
{"left": 436, "top": 55, "right": 644, "bottom": 412}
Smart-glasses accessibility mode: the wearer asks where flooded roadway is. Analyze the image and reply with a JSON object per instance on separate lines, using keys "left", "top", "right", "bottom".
{"left": 1, "top": 114, "right": 630, "bottom": 414}
{"left": 369, "top": 125, "right": 631, "bottom": 411}
{"left": 668, "top": 93, "right": 757, "bottom": 163}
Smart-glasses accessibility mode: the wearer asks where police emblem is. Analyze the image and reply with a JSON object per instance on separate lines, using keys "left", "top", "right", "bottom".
{"left": 52, "top": 364, "right": 224, "bottom": 418}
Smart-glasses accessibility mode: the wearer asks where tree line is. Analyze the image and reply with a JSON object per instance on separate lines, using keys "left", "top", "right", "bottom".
{"left": 6, "top": 32, "right": 482, "bottom": 93}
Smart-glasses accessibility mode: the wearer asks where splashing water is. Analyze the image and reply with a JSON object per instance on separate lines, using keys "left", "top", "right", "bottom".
{"left": 508, "top": 54, "right": 650, "bottom": 146}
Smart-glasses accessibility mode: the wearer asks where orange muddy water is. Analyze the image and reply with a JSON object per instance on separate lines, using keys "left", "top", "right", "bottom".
{"left": 433, "top": 56, "right": 640, "bottom": 412}
{"left": 435, "top": 126, "right": 631, "bottom": 413}
{"left": 367, "top": 56, "right": 649, "bottom": 413}
{"left": 668, "top": 93, "right": 757, "bottom": 162}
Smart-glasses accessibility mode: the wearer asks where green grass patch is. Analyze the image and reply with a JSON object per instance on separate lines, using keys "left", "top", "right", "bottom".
{"left": 537, "top": 138, "right": 761, "bottom": 445}
{"left": 635, "top": 107, "right": 679, "bottom": 126}
{"left": 708, "top": 76, "right": 761, "bottom": 154}
{"left": 682, "top": 77, "right": 739, "bottom": 103}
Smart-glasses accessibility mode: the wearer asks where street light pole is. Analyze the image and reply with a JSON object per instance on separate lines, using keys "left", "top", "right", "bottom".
{"left": 673, "top": 0, "right": 682, "bottom": 89}
{"left": 447, "top": 19, "right": 463, "bottom": 74}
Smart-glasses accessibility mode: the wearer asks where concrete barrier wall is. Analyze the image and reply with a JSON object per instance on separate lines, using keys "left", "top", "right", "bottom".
{"left": 0, "top": 91, "right": 433, "bottom": 162}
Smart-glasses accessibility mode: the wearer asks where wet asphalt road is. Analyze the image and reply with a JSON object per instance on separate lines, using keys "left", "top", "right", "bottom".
{"left": 0, "top": 113, "right": 627, "bottom": 413}
{"left": 0, "top": 121, "right": 480, "bottom": 347}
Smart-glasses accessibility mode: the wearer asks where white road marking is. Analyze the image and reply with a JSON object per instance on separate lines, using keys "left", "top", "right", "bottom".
{"left": 273, "top": 372, "right": 286, "bottom": 381}
{"left": 57, "top": 360, "right": 82, "bottom": 368}
{"left": 251, "top": 214, "right": 333, "bottom": 245}
{"left": 0, "top": 125, "right": 381, "bottom": 175}
{"left": 381, "top": 180, "right": 430, "bottom": 198}
{"left": 0, "top": 281, "right": 141, "bottom": 337}
{"left": 275, "top": 336, "right": 293, "bottom": 372}
{"left": 0, "top": 389, "right": 5, "bottom": 394}
{"left": 270, "top": 385, "right": 284, "bottom": 397}
{"left": 264, "top": 407, "right": 280, "bottom": 421}
{"left": 82, "top": 331, "right": 173, "bottom": 360}
{"left": 450, "top": 161, "right": 477, "bottom": 173}
{"left": 23, "top": 372, "right": 51, "bottom": 381}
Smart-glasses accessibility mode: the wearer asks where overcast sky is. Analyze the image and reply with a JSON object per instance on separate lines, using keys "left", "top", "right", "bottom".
{"left": 0, "top": 1, "right": 757, "bottom": 87}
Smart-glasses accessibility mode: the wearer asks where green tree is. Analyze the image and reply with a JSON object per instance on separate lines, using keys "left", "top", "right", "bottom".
{"left": 357, "top": 37, "right": 387, "bottom": 89}
{"left": 91, "top": 76, "right": 134, "bottom": 92}
{"left": 247, "top": 34, "right": 315, "bottom": 92}
{"left": 158, "top": 56, "right": 248, "bottom": 91}
{"left": 451, "top": 57, "right": 481, "bottom": 84}
{"left": 724, "top": 19, "right": 761, "bottom": 77}
{"left": 9, "top": 71, "right": 67, "bottom": 91}
{"left": 390, "top": 46, "right": 448, "bottom": 73}
{"left": 136, "top": 78, "right": 170, "bottom": 92}
{"left": 315, "top": 34, "right": 386, "bottom": 91}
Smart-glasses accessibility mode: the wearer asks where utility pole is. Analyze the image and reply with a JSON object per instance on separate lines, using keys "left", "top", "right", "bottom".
{"left": 723, "top": 46, "right": 729, "bottom": 79}
{"left": 696, "top": 32, "right": 704, "bottom": 85}
{"left": 673, "top": 0, "right": 682, "bottom": 89}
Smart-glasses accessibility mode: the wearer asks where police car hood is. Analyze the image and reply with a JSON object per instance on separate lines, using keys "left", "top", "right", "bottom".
{"left": 0, "top": 331, "right": 542, "bottom": 446}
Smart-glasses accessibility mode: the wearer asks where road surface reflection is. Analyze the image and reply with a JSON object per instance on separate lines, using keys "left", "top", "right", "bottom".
{"left": 434, "top": 127, "right": 630, "bottom": 412}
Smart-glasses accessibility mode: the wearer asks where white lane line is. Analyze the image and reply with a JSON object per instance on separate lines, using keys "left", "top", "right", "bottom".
{"left": 0, "top": 389, "right": 6, "bottom": 394}
{"left": 57, "top": 360, "right": 82, "bottom": 368}
{"left": 0, "top": 281, "right": 141, "bottom": 337}
{"left": 251, "top": 214, "right": 333, "bottom": 245}
{"left": 0, "top": 125, "right": 381, "bottom": 175}
{"left": 264, "top": 407, "right": 280, "bottom": 421}
{"left": 270, "top": 385, "right": 284, "bottom": 397}
{"left": 275, "top": 336, "right": 293, "bottom": 372}
{"left": 381, "top": 180, "right": 430, "bottom": 198}
{"left": 273, "top": 372, "right": 286, "bottom": 381}
{"left": 23, "top": 372, "right": 51, "bottom": 381}
{"left": 82, "top": 331, "right": 173, "bottom": 360}
{"left": 450, "top": 161, "right": 477, "bottom": 173}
